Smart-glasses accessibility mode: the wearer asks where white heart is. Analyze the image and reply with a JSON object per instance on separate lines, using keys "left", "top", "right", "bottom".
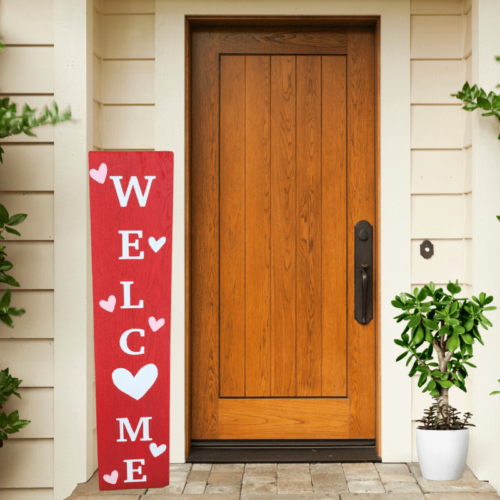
{"left": 150, "top": 442, "right": 167, "bottom": 458}
{"left": 112, "top": 364, "right": 158, "bottom": 400}
{"left": 149, "top": 236, "right": 166, "bottom": 253}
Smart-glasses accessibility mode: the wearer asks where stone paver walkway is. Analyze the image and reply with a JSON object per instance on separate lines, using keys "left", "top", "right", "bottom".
{"left": 68, "top": 462, "right": 499, "bottom": 500}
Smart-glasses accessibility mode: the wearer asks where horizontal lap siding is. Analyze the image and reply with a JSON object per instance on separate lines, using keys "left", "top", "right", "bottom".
{"left": 410, "top": 0, "right": 472, "bottom": 462}
{"left": 96, "top": 4, "right": 155, "bottom": 151}
{"left": 0, "top": 0, "right": 56, "bottom": 495}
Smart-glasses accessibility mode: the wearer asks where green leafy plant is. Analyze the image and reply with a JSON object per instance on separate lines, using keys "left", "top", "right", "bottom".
{"left": 392, "top": 280, "right": 495, "bottom": 414}
{"left": 452, "top": 56, "right": 500, "bottom": 139}
{"left": 0, "top": 368, "right": 30, "bottom": 441}
{"left": 417, "top": 397, "right": 474, "bottom": 430}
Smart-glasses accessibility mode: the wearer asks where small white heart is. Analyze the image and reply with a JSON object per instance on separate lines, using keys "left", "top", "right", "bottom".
{"left": 90, "top": 163, "right": 107, "bottom": 184}
{"left": 149, "top": 236, "right": 166, "bottom": 253}
{"left": 149, "top": 316, "right": 165, "bottom": 332}
{"left": 99, "top": 295, "right": 116, "bottom": 313}
{"left": 150, "top": 442, "right": 167, "bottom": 458}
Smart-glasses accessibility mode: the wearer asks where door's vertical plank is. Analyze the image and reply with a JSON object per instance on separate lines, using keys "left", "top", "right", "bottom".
{"left": 245, "top": 56, "right": 272, "bottom": 397}
{"left": 347, "top": 28, "right": 376, "bottom": 438}
{"left": 220, "top": 56, "right": 246, "bottom": 397}
{"left": 191, "top": 31, "right": 220, "bottom": 438}
{"left": 271, "top": 55, "right": 297, "bottom": 397}
{"left": 322, "top": 56, "right": 348, "bottom": 397}
{"left": 296, "top": 56, "right": 322, "bottom": 397}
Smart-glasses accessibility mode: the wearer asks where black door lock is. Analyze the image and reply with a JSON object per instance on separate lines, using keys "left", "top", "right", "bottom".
{"left": 355, "top": 220, "right": 373, "bottom": 325}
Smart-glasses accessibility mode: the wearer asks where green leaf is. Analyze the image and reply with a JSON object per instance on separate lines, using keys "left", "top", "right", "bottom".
{"left": 462, "top": 333, "right": 475, "bottom": 345}
{"left": 0, "top": 314, "right": 14, "bottom": 328}
{"left": 6, "top": 214, "right": 27, "bottom": 226}
{"left": 7, "top": 410, "right": 18, "bottom": 426}
{"left": 0, "top": 261, "right": 13, "bottom": 272}
{"left": 5, "top": 227, "right": 20, "bottom": 237}
{"left": 396, "top": 351, "right": 409, "bottom": 362}
{"left": 0, "top": 290, "right": 11, "bottom": 309}
{"left": 423, "top": 318, "right": 439, "bottom": 330}
{"left": 413, "top": 325, "right": 425, "bottom": 345}
{"left": 0, "top": 204, "right": 9, "bottom": 224}
{"left": 437, "top": 379, "right": 453, "bottom": 388}
{"left": 491, "top": 391, "right": 500, "bottom": 395}
{"left": 8, "top": 308, "right": 25, "bottom": 317}
{"left": 447, "top": 333, "right": 460, "bottom": 352}
{"left": 0, "top": 412, "right": 8, "bottom": 429}
{"left": 408, "top": 314, "right": 421, "bottom": 328}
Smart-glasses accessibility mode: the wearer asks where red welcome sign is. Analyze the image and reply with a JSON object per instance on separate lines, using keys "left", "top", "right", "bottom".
{"left": 89, "top": 152, "right": 173, "bottom": 490}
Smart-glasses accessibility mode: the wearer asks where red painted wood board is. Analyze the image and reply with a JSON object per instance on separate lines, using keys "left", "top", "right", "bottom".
{"left": 89, "top": 152, "right": 173, "bottom": 490}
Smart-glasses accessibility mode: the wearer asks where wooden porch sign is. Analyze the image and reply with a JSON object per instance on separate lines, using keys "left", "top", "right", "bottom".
{"left": 89, "top": 152, "right": 173, "bottom": 490}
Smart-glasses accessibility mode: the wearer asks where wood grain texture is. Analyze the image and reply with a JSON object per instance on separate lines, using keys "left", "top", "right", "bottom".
{"left": 191, "top": 31, "right": 219, "bottom": 439}
{"left": 245, "top": 56, "right": 272, "bottom": 397}
{"left": 219, "top": 398, "right": 348, "bottom": 439}
{"left": 347, "top": 28, "right": 376, "bottom": 439}
{"left": 322, "top": 55, "right": 348, "bottom": 397}
{"left": 296, "top": 56, "right": 322, "bottom": 397}
{"left": 271, "top": 56, "right": 297, "bottom": 397}
{"left": 189, "top": 24, "right": 377, "bottom": 444}
{"left": 215, "top": 27, "right": 347, "bottom": 54}
{"left": 220, "top": 56, "right": 246, "bottom": 397}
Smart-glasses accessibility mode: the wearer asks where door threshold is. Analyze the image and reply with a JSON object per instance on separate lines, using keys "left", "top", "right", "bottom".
{"left": 187, "top": 439, "right": 381, "bottom": 463}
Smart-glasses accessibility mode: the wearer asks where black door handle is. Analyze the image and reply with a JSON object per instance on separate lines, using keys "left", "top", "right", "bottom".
{"left": 355, "top": 221, "right": 373, "bottom": 325}
{"left": 361, "top": 264, "right": 369, "bottom": 324}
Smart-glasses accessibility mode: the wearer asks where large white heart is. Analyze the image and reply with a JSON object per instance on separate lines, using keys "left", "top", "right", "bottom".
{"left": 112, "top": 364, "right": 158, "bottom": 401}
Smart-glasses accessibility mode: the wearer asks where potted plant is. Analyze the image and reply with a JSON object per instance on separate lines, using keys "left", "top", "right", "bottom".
{"left": 0, "top": 368, "right": 30, "bottom": 445}
{"left": 392, "top": 280, "right": 495, "bottom": 480}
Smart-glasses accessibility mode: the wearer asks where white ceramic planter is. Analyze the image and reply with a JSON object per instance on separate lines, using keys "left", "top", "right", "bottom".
{"left": 416, "top": 428, "right": 469, "bottom": 481}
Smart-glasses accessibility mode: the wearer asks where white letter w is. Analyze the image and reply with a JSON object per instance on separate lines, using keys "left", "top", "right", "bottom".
{"left": 110, "top": 176, "right": 156, "bottom": 207}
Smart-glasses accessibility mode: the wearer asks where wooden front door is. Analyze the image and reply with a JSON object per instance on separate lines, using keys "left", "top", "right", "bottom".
{"left": 190, "top": 24, "right": 376, "bottom": 441}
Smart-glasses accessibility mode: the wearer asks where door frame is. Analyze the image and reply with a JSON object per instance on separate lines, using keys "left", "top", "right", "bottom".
{"left": 185, "top": 15, "right": 381, "bottom": 459}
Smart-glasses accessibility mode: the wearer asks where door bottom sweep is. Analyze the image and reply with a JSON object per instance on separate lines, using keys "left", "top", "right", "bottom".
{"left": 187, "top": 439, "right": 380, "bottom": 463}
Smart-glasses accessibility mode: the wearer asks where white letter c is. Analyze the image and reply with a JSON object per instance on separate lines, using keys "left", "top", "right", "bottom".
{"left": 120, "top": 329, "right": 145, "bottom": 355}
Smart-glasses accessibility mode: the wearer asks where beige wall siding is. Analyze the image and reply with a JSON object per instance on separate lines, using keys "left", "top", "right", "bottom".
{"left": 0, "top": 0, "right": 56, "bottom": 497}
{"left": 94, "top": 0, "right": 155, "bottom": 152}
{"left": 410, "top": 0, "right": 473, "bottom": 462}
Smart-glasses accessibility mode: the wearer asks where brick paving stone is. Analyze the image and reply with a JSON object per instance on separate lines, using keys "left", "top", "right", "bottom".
{"left": 312, "top": 473, "right": 348, "bottom": 485}
{"left": 416, "top": 477, "right": 496, "bottom": 494}
{"left": 191, "top": 463, "right": 212, "bottom": 471}
{"left": 146, "top": 482, "right": 185, "bottom": 495}
{"left": 425, "top": 494, "right": 500, "bottom": 499}
{"left": 311, "top": 464, "right": 344, "bottom": 474}
{"left": 170, "top": 463, "right": 192, "bottom": 472}
{"left": 187, "top": 470, "right": 210, "bottom": 482}
{"left": 243, "top": 495, "right": 340, "bottom": 500}
{"left": 279, "top": 463, "right": 311, "bottom": 473}
{"left": 147, "top": 495, "right": 239, "bottom": 500}
{"left": 70, "top": 472, "right": 146, "bottom": 496}
{"left": 380, "top": 473, "right": 417, "bottom": 484}
{"left": 340, "top": 494, "right": 425, "bottom": 500}
{"left": 182, "top": 481, "right": 207, "bottom": 494}
{"left": 347, "top": 480, "right": 385, "bottom": 494}
{"left": 209, "top": 472, "right": 244, "bottom": 484}
{"left": 213, "top": 464, "right": 246, "bottom": 473}
{"left": 206, "top": 483, "right": 242, "bottom": 494}
{"left": 169, "top": 471, "right": 189, "bottom": 482}
{"left": 343, "top": 463, "right": 379, "bottom": 481}
{"left": 245, "top": 464, "right": 278, "bottom": 473}
{"left": 280, "top": 473, "right": 316, "bottom": 482}
{"left": 69, "top": 496, "right": 141, "bottom": 500}
{"left": 241, "top": 481, "right": 278, "bottom": 495}
{"left": 376, "top": 463, "right": 411, "bottom": 474}
{"left": 243, "top": 472, "right": 277, "bottom": 484}
{"left": 385, "top": 482, "right": 423, "bottom": 494}
{"left": 313, "top": 481, "right": 349, "bottom": 494}
{"left": 278, "top": 480, "right": 314, "bottom": 495}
